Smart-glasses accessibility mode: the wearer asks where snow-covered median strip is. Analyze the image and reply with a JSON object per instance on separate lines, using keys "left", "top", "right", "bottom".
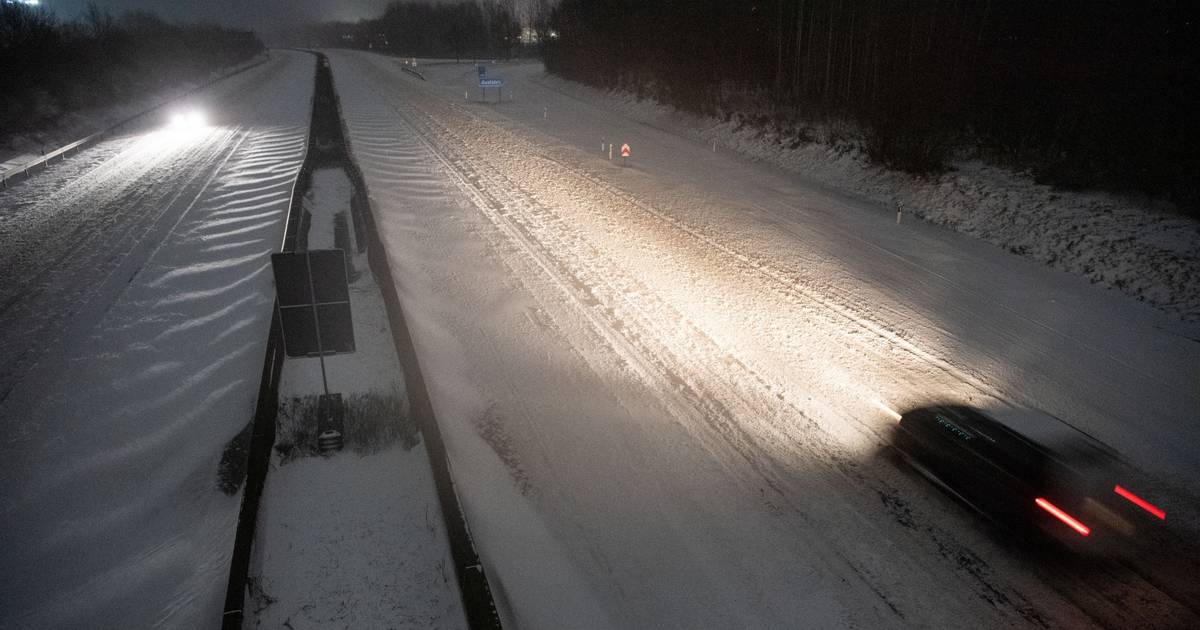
{"left": 250, "top": 448, "right": 459, "bottom": 628}
{"left": 248, "top": 168, "right": 465, "bottom": 629}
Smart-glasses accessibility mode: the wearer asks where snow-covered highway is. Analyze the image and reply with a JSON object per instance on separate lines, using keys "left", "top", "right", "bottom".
{"left": 1, "top": 44, "right": 1197, "bottom": 628}
{"left": 0, "top": 50, "right": 313, "bottom": 627}
{"left": 329, "top": 50, "right": 1200, "bottom": 629}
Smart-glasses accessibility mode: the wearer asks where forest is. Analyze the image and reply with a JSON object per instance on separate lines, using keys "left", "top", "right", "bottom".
{"left": 0, "top": 2, "right": 263, "bottom": 137}
{"left": 542, "top": 0, "right": 1199, "bottom": 214}
{"left": 291, "top": 1, "right": 522, "bottom": 62}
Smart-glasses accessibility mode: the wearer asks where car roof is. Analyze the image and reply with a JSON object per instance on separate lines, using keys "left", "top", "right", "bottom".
{"left": 922, "top": 404, "right": 1117, "bottom": 477}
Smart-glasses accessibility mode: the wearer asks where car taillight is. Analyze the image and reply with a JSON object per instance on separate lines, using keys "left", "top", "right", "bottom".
{"left": 1035, "top": 497, "right": 1091, "bottom": 536}
{"left": 1114, "top": 485, "right": 1165, "bottom": 520}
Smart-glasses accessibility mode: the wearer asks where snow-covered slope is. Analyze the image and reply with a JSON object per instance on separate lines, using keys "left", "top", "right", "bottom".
{"left": 328, "top": 51, "right": 1199, "bottom": 628}
{"left": 0, "top": 50, "right": 314, "bottom": 628}
{"left": 533, "top": 69, "right": 1200, "bottom": 324}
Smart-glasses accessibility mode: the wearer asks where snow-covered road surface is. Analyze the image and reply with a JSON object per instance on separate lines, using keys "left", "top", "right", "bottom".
{"left": 0, "top": 50, "right": 313, "bottom": 627}
{"left": 329, "top": 51, "right": 1200, "bottom": 628}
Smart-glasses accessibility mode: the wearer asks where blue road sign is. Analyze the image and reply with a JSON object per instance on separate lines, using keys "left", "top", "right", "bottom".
{"left": 480, "top": 78, "right": 503, "bottom": 87}
{"left": 478, "top": 65, "right": 486, "bottom": 77}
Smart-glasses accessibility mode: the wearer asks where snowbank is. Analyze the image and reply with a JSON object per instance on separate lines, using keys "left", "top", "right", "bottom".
{"left": 534, "top": 72, "right": 1200, "bottom": 323}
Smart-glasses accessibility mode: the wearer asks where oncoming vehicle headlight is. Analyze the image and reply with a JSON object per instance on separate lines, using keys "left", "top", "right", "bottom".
{"left": 168, "top": 108, "right": 207, "bottom": 129}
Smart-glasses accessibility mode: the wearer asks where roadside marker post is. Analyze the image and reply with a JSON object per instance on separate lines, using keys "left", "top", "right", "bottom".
{"left": 608, "top": 144, "right": 613, "bottom": 160}
{"left": 896, "top": 201, "right": 904, "bottom": 224}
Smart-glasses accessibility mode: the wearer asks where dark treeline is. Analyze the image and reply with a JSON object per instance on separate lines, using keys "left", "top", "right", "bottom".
{"left": 291, "top": 1, "right": 521, "bottom": 61}
{"left": 544, "top": 0, "right": 1200, "bottom": 212}
{"left": 1, "top": 3, "right": 263, "bottom": 137}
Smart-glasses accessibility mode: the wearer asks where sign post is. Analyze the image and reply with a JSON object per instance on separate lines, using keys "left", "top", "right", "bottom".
{"left": 620, "top": 143, "right": 631, "bottom": 167}
{"left": 271, "top": 249, "right": 356, "bottom": 452}
{"left": 479, "top": 78, "right": 503, "bottom": 103}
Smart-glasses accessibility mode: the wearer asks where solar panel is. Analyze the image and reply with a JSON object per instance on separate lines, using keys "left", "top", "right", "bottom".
{"left": 308, "top": 249, "right": 351, "bottom": 303}
{"left": 272, "top": 252, "right": 312, "bottom": 307}
{"left": 271, "top": 250, "right": 355, "bottom": 357}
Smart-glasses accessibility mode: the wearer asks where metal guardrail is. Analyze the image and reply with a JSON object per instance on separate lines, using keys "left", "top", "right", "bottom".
{"left": 334, "top": 49, "right": 502, "bottom": 627}
{"left": 401, "top": 66, "right": 427, "bottom": 81}
{"left": 220, "top": 52, "right": 318, "bottom": 630}
{"left": 0, "top": 54, "right": 271, "bottom": 190}
{"left": 222, "top": 50, "right": 501, "bottom": 629}
{"left": 340, "top": 98, "right": 504, "bottom": 630}
{"left": 0, "top": 134, "right": 98, "bottom": 189}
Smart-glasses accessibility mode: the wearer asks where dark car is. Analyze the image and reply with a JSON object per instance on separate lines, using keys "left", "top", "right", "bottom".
{"left": 894, "top": 405, "right": 1166, "bottom": 552}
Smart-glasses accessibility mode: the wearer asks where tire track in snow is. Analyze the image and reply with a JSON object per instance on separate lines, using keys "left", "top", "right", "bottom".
{"left": 0, "top": 127, "right": 247, "bottom": 403}
{"left": 352, "top": 53, "right": 1200, "bottom": 629}
{"left": 0, "top": 50, "right": 312, "bottom": 629}
{"left": 343, "top": 56, "right": 1110, "bottom": 628}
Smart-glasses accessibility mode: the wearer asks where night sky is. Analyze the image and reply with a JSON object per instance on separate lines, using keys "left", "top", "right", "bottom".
{"left": 40, "top": 0, "right": 400, "bottom": 31}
